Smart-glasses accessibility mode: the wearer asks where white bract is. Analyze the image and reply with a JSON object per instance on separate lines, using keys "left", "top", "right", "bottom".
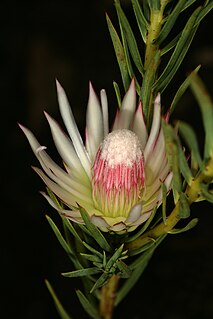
{"left": 20, "top": 80, "right": 172, "bottom": 233}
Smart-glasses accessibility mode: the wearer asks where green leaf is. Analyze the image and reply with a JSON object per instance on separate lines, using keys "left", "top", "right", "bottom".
{"left": 128, "top": 237, "right": 156, "bottom": 256}
{"left": 121, "top": 36, "right": 141, "bottom": 95}
{"left": 132, "top": 0, "right": 148, "bottom": 43}
{"left": 82, "top": 241, "right": 103, "bottom": 259}
{"left": 155, "top": 0, "right": 187, "bottom": 45}
{"left": 62, "top": 267, "right": 101, "bottom": 278}
{"left": 160, "top": 32, "right": 181, "bottom": 56}
{"left": 190, "top": 73, "right": 213, "bottom": 160}
{"left": 116, "top": 260, "right": 132, "bottom": 278}
{"left": 179, "top": 192, "right": 190, "bottom": 219}
{"left": 200, "top": 183, "right": 213, "bottom": 203}
{"left": 79, "top": 208, "right": 112, "bottom": 252}
{"left": 80, "top": 253, "right": 102, "bottom": 264}
{"left": 168, "top": 218, "right": 198, "bottom": 234}
{"left": 62, "top": 218, "right": 83, "bottom": 244}
{"left": 76, "top": 290, "right": 101, "bottom": 319}
{"left": 106, "top": 244, "right": 126, "bottom": 270}
{"left": 46, "top": 215, "right": 77, "bottom": 264}
{"left": 169, "top": 65, "right": 201, "bottom": 115}
{"left": 154, "top": 7, "right": 201, "bottom": 93}
{"left": 182, "top": 0, "right": 198, "bottom": 11}
{"left": 90, "top": 272, "right": 109, "bottom": 293}
{"left": 115, "top": 0, "right": 144, "bottom": 75}
{"left": 45, "top": 280, "right": 73, "bottom": 319}
{"left": 162, "top": 122, "right": 182, "bottom": 193}
{"left": 162, "top": 182, "right": 167, "bottom": 224}
{"left": 106, "top": 13, "right": 130, "bottom": 91}
{"left": 178, "top": 121, "right": 203, "bottom": 169}
{"left": 113, "top": 81, "right": 121, "bottom": 107}
{"left": 178, "top": 141, "right": 193, "bottom": 186}
{"left": 163, "top": 120, "right": 193, "bottom": 187}
{"left": 195, "top": 2, "right": 213, "bottom": 26}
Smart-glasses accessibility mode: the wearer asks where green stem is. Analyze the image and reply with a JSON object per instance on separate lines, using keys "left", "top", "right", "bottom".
{"left": 127, "top": 156, "right": 213, "bottom": 251}
{"left": 142, "top": 3, "right": 166, "bottom": 125}
{"left": 99, "top": 275, "right": 120, "bottom": 319}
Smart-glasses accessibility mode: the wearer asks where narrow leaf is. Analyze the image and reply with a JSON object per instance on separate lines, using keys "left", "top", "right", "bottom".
{"left": 179, "top": 192, "right": 190, "bottom": 219}
{"left": 106, "top": 13, "right": 130, "bottom": 91}
{"left": 162, "top": 182, "right": 167, "bottom": 224}
{"left": 82, "top": 241, "right": 103, "bottom": 259}
{"left": 200, "top": 184, "right": 213, "bottom": 203}
{"left": 154, "top": 7, "right": 201, "bottom": 93}
{"left": 155, "top": 0, "right": 187, "bottom": 45}
{"left": 168, "top": 218, "right": 198, "bottom": 234}
{"left": 106, "top": 244, "right": 125, "bottom": 270}
{"left": 128, "top": 238, "right": 155, "bottom": 256}
{"left": 80, "top": 253, "right": 102, "bottom": 264}
{"left": 62, "top": 267, "right": 100, "bottom": 278}
{"left": 115, "top": 0, "right": 144, "bottom": 75}
{"left": 80, "top": 208, "right": 112, "bottom": 252}
{"left": 76, "top": 290, "right": 101, "bottom": 319}
{"left": 45, "top": 280, "right": 73, "bottom": 319}
{"left": 169, "top": 65, "right": 201, "bottom": 115}
{"left": 160, "top": 32, "right": 181, "bottom": 56}
{"left": 90, "top": 273, "right": 109, "bottom": 293}
{"left": 62, "top": 218, "right": 83, "bottom": 244}
{"left": 195, "top": 2, "right": 213, "bottom": 26}
{"left": 46, "top": 216, "right": 75, "bottom": 260}
{"left": 190, "top": 73, "right": 213, "bottom": 160}
{"left": 178, "top": 121, "right": 203, "bottom": 169}
{"left": 116, "top": 260, "right": 132, "bottom": 278}
{"left": 113, "top": 81, "right": 121, "bottom": 107}
{"left": 132, "top": 0, "right": 148, "bottom": 43}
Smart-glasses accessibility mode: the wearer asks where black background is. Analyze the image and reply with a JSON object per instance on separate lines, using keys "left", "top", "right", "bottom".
{"left": 1, "top": 1, "right": 213, "bottom": 318}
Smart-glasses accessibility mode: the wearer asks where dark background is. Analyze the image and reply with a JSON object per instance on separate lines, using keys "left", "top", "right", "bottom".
{"left": 1, "top": 0, "right": 213, "bottom": 318}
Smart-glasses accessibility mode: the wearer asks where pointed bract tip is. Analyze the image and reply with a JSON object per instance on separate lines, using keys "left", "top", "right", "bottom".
{"left": 155, "top": 93, "right": 161, "bottom": 106}
{"left": 55, "top": 79, "right": 63, "bottom": 93}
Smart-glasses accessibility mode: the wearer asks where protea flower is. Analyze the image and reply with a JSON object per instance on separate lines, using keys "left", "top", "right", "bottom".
{"left": 20, "top": 79, "right": 172, "bottom": 233}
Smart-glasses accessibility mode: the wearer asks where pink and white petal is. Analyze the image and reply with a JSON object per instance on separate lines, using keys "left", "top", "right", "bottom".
{"left": 144, "top": 93, "right": 161, "bottom": 160}
{"left": 86, "top": 83, "right": 104, "bottom": 161}
{"left": 45, "top": 112, "right": 89, "bottom": 183}
{"left": 100, "top": 89, "right": 109, "bottom": 137}
{"left": 56, "top": 80, "right": 91, "bottom": 178}
{"left": 113, "top": 79, "right": 136, "bottom": 130}
{"left": 132, "top": 102, "right": 148, "bottom": 149}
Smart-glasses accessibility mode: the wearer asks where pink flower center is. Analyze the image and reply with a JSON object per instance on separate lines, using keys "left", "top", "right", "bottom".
{"left": 92, "top": 129, "right": 145, "bottom": 218}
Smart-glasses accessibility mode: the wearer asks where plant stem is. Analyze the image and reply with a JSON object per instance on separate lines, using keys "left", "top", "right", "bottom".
{"left": 142, "top": 3, "right": 166, "bottom": 126}
{"left": 99, "top": 275, "right": 120, "bottom": 319}
{"left": 127, "top": 156, "right": 213, "bottom": 251}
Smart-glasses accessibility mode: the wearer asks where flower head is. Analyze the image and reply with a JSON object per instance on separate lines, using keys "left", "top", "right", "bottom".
{"left": 20, "top": 79, "right": 172, "bottom": 233}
